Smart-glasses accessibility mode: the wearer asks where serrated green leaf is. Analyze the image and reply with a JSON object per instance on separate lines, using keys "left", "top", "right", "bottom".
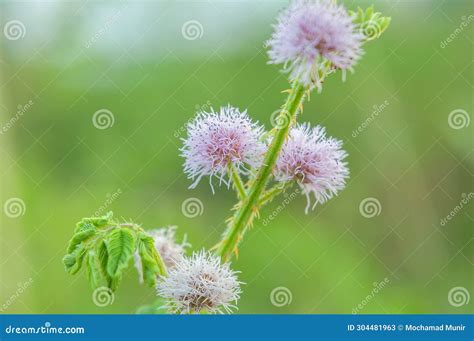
{"left": 137, "top": 236, "right": 160, "bottom": 287}
{"left": 63, "top": 244, "right": 87, "bottom": 275}
{"left": 105, "top": 228, "right": 136, "bottom": 279}
{"left": 86, "top": 249, "right": 103, "bottom": 289}
{"left": 74, "top": 212, "right": 113, "bottom": 233}
{"left": 66, "top": 227, "right": 96, "bottom": 253}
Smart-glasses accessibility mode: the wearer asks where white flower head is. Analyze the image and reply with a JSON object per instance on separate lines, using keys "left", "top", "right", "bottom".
{"left": 157, "top": 250, "right": 242, "bottom": 314}
{"left": 181, "top": 105, "right": 266, "bottom": 191}
{"left": 266, "top": 0, "right": 364, "bottom": 89}
{"left": 275, "top": 123, "right": 349, "bottom": 212}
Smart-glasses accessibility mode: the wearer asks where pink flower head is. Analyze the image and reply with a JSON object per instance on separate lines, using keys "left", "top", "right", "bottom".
{"left": 275, "top": 123, "right": 349, "bottom": 212}
{"left": 181, "top": 105, "right": 265, "bottom": 190}
{"left": 266, "top": 0, "right": 364, "bottom": 89}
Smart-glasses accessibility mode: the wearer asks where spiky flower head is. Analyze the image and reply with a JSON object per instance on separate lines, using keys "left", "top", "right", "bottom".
{"left": 266, "top": 0, "right": 364, "bottom": 90}
{"left": 275, "top": 123, "right": 349, "bottom": 212}
{"left": 135, "top": 227, "right": 189, "bottom": 282}
{"left": 181, "top": 105, "right": 265, "bottom": 190}
{"left": 157, "top": 250, "right": 242, "bottom": 314}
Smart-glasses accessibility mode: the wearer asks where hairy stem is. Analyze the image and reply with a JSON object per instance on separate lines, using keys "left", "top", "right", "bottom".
{"left": 217, "top": 82, "right": 307, "bottom": 261}
{"left": 229, "top": 164, "right": 247, "bottom": 200}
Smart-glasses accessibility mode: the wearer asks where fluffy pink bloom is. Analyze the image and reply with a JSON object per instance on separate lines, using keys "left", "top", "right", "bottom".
{"left": 266, "top": 0, "right": 364, "bottom": 89}
{"left": 275, "top": 123, "right": 349, "bottom": 212}
{"left": 181, "top": 105, "right": 265, "bottom": 190}
{"left": 157, "top": 250, "right": 242, "bottom": 314}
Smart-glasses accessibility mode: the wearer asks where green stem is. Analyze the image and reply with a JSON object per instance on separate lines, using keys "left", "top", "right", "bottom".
{"left": 217, "top": 82, "right": 307, "bottom": 261}
{"left": 229, "top": 164, "right": 247, "bottom": 200}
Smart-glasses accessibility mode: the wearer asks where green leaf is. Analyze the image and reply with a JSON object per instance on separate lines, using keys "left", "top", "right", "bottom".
{"left": 74, "top": 212, "right": 113, "bottom": 233}
{"left": 66, "top": 227, "right": 96, "bottom": 254}
{"left": 86, "top": 249, "right": 103, "bottom": 289}
{"left": 105, "top": 227, "right": 136, "bottom": 279}
{"left": 137, "top": 236, "right": 160, "bottom": 287}
{"left": 63, "top": 244, "right": 87, "bottom": 274}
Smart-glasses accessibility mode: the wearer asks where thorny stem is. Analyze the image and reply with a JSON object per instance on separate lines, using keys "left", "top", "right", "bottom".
{"left": 217, "top": 81, "right": 307, "bottom": 261}
{"left": 229, "top": 164, "right": 247, "bottom": 200}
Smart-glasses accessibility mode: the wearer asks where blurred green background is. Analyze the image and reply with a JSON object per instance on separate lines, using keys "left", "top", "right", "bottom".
{"left": 0, "top": 0, "right": 472, "bottom": 314}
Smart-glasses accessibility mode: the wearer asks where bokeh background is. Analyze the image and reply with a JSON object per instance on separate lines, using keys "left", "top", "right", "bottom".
{"left": 0, "top": 0, "right": 472, "bottom": 314}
